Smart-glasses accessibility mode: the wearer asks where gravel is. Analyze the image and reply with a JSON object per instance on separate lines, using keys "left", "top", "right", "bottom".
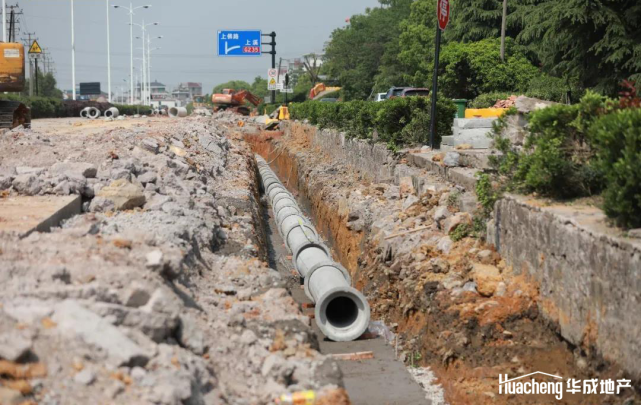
{"left": 0, "top": 114, "right": 346, "bottom": 404}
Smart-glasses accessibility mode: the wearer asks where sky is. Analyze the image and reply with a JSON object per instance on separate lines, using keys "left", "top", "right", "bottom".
{"left": 16, "top": 0, "right": 380, "bottom": 96}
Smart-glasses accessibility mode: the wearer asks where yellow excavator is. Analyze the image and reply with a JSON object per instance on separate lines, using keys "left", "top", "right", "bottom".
{"left": 0, "top": 42, "right": 30, "bottom": 129}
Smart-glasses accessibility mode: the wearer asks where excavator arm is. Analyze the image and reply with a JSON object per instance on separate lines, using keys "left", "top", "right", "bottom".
{"left": 232, "top": 90, "right": 262, "bottom": 107}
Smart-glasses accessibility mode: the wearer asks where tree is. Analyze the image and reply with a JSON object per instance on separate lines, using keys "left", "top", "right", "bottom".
{"left": 397, "top": 0, "right": 438, "bottom": 87}
{"left": 438, "top": 38, "right": 539, "bottom": 99}
{"left": 211, "top": 80, "right": 251, "bottom": 95}
{"left": 515, "top": 0, "right": 641, "bottom": 94}
{"left": 302, "top": 53, "right": 322, "bottom": 85}
{"left": 23, "top": 70, "right": 63, "bottom": 98}
{"left": 324, "top": 0, "right": 413, "bottom": 100}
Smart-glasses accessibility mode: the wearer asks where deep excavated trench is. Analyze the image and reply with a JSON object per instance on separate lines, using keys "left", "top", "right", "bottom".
{"left": 244, "top": 127, "right": 641, "bottom": 405}
{"left": 248, "top": 132, "right": 436, "bottom": 405}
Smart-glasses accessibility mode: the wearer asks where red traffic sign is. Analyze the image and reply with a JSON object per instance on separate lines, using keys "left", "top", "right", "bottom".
{"left": 437, "top": 0, "right": 450, "bottom": 30}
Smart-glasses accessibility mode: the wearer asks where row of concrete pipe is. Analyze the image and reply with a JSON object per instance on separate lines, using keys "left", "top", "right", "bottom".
{"left": 79, "top": 106, "right": 188, "bottom": 119}
{"left": 80, "top": 107, "right": 119, "bottom": 119}
{"left": 255, "top": 155, "right": 370, "bottom": 341}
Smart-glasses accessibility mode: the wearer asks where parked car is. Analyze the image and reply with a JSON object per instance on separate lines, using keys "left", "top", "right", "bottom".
{"left": 385, "top": 86, "right": 410, "bottom": 99}
{"left": 375, "top": 92, "right": 387, "bottom": 102}
{"left": 399, "top": 88, "right": 430, "bottom": 98}
{"left": 319, "top": 98, "right": 338, "bottom": 103}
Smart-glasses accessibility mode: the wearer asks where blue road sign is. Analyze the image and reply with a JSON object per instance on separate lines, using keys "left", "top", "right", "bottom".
{"left": 217, "top": 30, "right": 262, "bottom": 57}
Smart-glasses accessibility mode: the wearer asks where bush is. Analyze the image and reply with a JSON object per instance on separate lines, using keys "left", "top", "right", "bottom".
{"left": 589, "top": 108, "right": 641, "bottom": 228}
{"left": 114, "top": 104, "right": 153, "bottom": 116}
{"left": 290, "top": 96, "right": 456, "bottom": 148}
{"left": 439, "top": 38, "right": 540, "bottom": 100}
{"left": 487, "top": 92, "right": 613, "bottom": 199}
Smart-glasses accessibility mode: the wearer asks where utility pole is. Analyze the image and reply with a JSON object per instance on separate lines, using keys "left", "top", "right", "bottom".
{"left": 23, "top": 32, "right": 35, "bottom": 96}
{"left": 500, "top": 0, "right": 507, "bottom": 61}
{"left": 106, "top": 0, "right": 112, "bottom": 102}
{"left": 2, "top": 0, "right": 6, "bottom": 42}
{"left": 34, "top": 56, "right": 38, "bottom": 95}
{"left": 71, "top": 0, "right": 76, "bottom": 100}
{"left": 262, "top": 31, "right": 276, "bottom": 104}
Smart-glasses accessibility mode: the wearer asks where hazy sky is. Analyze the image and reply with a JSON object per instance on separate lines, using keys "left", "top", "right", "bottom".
{"left": 17, "top": 0, "right": 380, "bottom": 95}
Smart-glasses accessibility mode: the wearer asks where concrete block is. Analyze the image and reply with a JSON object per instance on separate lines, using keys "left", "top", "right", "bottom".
{"left": 453, "top": 118, "right": 497, "bottom": 129}
{"left": 450, "top": 128, "right": 494, "bottom": 149}
{"left": 0, "top": 195, "right": 81, "bottom": 237}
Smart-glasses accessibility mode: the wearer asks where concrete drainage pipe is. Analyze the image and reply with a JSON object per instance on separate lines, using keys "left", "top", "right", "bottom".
{"left": 87, "top": 107, "right": 101, "bottom": 119}
{"left": 104, "top": 107, "right": 119, "bottom": 118}
{"left": 80, "top": 107, "right": 90, "bottom": 118}
{"left": 256, "top": 155, "right": 370, "bottom": 341}
{"left": 168, "top": 107, "right": 187, "bottom": 117}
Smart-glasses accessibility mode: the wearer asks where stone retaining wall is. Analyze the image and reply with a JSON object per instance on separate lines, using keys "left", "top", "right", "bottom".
{"left": 282, "top": 121, "right": 397, "bottom": 182}
{"left": 488, "top": 194, "right": 641, "bottom": 379}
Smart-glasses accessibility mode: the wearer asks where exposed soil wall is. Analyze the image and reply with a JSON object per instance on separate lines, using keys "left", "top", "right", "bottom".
{"left": 244, "top": 122, "right": 641, "bottom": 404}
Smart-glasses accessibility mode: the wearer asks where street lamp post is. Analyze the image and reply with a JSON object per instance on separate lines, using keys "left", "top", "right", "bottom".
{"left": 147, "top": 35, "right": 162, "bottom": 105}
{"left": 113, "top": 3, "right": 150, "bottom": 104}
{"left": 106, "top": 0, "right": 111, "bottom": 102}
{"left": 71, "top": 0, "right": 76, "bottom": 100}
{"left": 135, "top": 21, "right": 157, "bottom": 106}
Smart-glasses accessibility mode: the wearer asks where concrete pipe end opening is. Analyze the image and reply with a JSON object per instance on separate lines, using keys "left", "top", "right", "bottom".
{"left": 104, "top": 107, "right": 119, "bottom": 118}
{"left": 169, "top": 107, "right": 188, "bottom": 117}
{"left": 315, "top": 287, "right": 370, "bottom": 342}
{"left": 87, "top": 107, "right": 101, "bottom": 119}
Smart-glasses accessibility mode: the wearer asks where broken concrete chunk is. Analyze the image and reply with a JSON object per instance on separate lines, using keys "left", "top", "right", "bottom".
{"left": 52, "top": 300, "right": 151, "bottom": 367}
{"left": 433, "top": 206, "right": 451, "bottom": 227}
{"left": 146, "top": 250, "right": 164, "bottom": 270}
{"left": 402, "top": 194, "right": 420, "bottom": 211}
{"left": 74, "top": 368, "right": 96, "bottom": 385}
{"left": 177, "top": 314, "right": 205, "bottom": 355}
{"left": 137, "top": 171, "right": 157, "bottom": 185}
{"left": 12, "top": 174, "right": 43, "bottom": 195}
{"left": 122, "top": 282, "right": 152, "bottom": 307}
{"left": 96, "top": 179, "right": 145, "bottom": 210}
{"left": 0, "top": 330, "right": 33, "bottom": 361}
{"left": 50, "top": 162, "right": 97, "bottom": 179}
{"left": 141, "top": 138, "right": 159, "bottom": 154}
{"left": 15, "top": 166, "right": 45, "bottom": 175}
{"left": 443, "top": 152, "right": 460, "bottom": 167}
{"left": 515, "top": 96, "right": 557, "bottom": 114}
{"left": 437, "top": 236, "right": 453, "bottom": 254}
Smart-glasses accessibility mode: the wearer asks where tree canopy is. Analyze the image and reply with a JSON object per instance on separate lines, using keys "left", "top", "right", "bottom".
{"left": 321, "top": 0, "right": 640, "bottom": 100}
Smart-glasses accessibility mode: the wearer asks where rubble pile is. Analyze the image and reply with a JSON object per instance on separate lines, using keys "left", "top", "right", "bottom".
{"left": 0, "top": 115, "right": 346, "bottom": 404}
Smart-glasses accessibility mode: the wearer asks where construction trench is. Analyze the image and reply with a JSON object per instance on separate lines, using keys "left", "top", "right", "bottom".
{"left": 0, "top": 113, "right": 639, "bottom": 404}
{"left": 243, "top": 120, "right": 641, "bottom": 405}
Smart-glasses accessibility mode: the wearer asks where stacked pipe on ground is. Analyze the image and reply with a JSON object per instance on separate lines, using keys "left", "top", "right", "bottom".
{"left": 255, "top": 155, "right": 370, "bottom": 341}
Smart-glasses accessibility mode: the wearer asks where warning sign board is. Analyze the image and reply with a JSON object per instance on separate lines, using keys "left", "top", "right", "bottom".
{"left": 268, "top": 78, "right": 283, "bottom": 91}
{"left": 28, "top": 40, "right": 42, "bottom": 54}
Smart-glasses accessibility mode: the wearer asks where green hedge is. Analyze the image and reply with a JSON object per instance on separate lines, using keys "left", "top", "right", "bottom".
{"left": 0, "top": 95, "right": 63, "bottom": 119}
{"left": 114, "top": 104, "right": 153, "bottom": 116}
{"left": 290, "top": 96, "right": 456, "bottom": 148}
{"left": 589, "top": 108, "right": 641, "bottom": 228}
{"left": 486, "top": 90, "right": 641, "bottom": 228}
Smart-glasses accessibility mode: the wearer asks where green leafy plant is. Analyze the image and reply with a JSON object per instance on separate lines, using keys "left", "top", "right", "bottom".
{"left": 588, "top": 108, "right": 641, "bottom": 228}
{"left": 450, "top": 223, "right": 472, "bottom": 242}
{"left": 290, "top": 96, "right": 456, "bottom": 149}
